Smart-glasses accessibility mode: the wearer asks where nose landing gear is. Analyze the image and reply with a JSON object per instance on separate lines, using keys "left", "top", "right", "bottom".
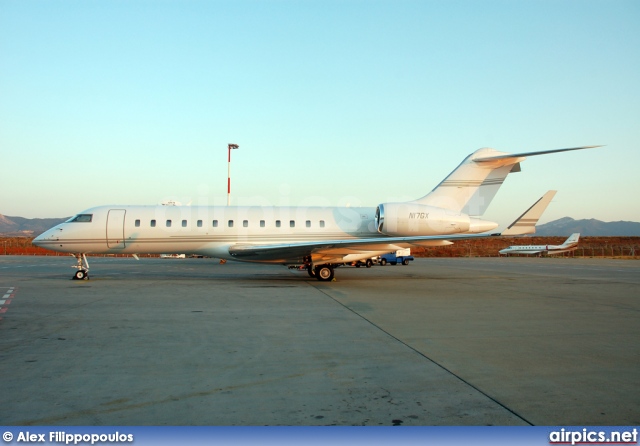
{"left": 71, "top": 253, "right": 90, "bottom": 280}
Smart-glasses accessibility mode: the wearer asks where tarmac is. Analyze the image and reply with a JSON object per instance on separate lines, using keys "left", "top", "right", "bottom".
{"left": 0, "top": 255, "right": 638, "bottom": 426}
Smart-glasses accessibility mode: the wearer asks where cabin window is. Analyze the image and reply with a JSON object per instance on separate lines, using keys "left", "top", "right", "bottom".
{"left": 135, "top": 219, "right": 140, "bottom": 227}
{"left": 197, "top": 220, "right": 203, "bottom": 228}
{"left": 212, "top": 220, "right": 218, "bottom": 227}
{"left": 306, "top": 220, "right": 311, "bottom": 228}
{"left": 228, "top": 220, "right": 234, "bottom": 228}
{"left": 166, "top": 220, "right": 172, "bottom": 227}
{"left": 182, "top": 220, "right": 187, "bottom": 227}
{"left": 260, "top": 220, "right": 265, "bottom": 228}
{"left": 150, "top": 220, "right": 156, "bottom": 227}
{"left": 275, "top": 220, "right": 281, "bottom": 228}
{"left": 290, "top": 220, "right": 295, "bottom": 228}
{"left": 243, "top": 220, "right": 248, "bottom": 228}
{"left": 319, "top": 220, "right": 325, "bottom": 228}
{"left": 69, "top": 214, "right": 92, "bottom": 223}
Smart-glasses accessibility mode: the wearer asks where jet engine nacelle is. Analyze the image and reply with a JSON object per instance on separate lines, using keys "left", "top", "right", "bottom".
{"left": 375, "top": 203, "right": 471, "bottom": 236}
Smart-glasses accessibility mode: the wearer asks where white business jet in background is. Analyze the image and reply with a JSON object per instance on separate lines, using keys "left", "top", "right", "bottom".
{"left": 33, "top": 146, "right": 599, "bottom": 281}
{"left": 499, "top": 233, "right": 581, "bottom": 256}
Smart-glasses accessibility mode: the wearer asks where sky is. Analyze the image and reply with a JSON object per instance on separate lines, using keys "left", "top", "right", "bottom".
{"left": 1, "top": 0, "right": 639, "bottom": 225}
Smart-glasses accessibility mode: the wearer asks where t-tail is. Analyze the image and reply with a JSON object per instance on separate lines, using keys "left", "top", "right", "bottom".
{"left": 375, "top": 146, "right": 600, "bottom": 238}
{"left": 411, "top": 146, "right": 601, "bottom": 217}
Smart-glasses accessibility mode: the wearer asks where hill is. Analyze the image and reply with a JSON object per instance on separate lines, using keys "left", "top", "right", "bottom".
{"left": 0, "top": 214, "right": 68, "bottom": 237}
{"left": 535, "top": 217, "right": 640, "bottom": 236}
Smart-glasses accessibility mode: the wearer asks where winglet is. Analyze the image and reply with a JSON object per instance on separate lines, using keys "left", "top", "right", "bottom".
{"left": 502, "top": 190, "right": 557, "bottom": 236}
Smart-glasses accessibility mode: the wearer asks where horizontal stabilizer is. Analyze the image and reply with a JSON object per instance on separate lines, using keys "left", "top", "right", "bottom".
{"left": 502, "top": 190, "right": 557, "bottom": 236}
{"left": 474, "top": 145, "right": 602, "bottom": 164}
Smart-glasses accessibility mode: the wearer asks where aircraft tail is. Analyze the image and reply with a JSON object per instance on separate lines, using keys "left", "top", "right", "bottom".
{"left": 413, "top": 148, "right": 521, "bottom": 216}
{"left": 562, "top": 233, "right": 580, "bottom": 246}
{"left": 413, "top": 145, "right": 601, "bottom": 216}
{"left": 501, "top": 190, "right": 557, "bottom": 236}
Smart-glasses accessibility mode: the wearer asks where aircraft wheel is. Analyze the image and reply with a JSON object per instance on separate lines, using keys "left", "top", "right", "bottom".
{"left": 355, "top": 263, "right": 361, "bottom": 268}
{"left": 380, "top": 258, "right": 387, "bottom": 266}
{"left": 74, "top": 270, "right": 87, "bottom": 280}
{"left": 365, "top": 259, "right": 373, "bottom": 268}
{"left": 307, "top": 266, "right": 316, "bottom": 278}
{"left": 315, "top": 265, "right": 334, "bottom": 282}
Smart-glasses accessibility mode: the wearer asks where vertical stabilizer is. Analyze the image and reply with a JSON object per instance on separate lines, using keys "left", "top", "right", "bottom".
{"left": 461, "top": 163, "right": 522, "bottom": 217}
{"left": 562, "top": 233, "right": 580, "bottom": 246}
{"left": 413, "top": 148, "right": 524, "bottom": 215}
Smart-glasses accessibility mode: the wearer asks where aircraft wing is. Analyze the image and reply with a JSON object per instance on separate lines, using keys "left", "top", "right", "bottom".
{"left": 501, "top": 190, "right": 556, "bottom": 236}
{"left": 228, "top": 232, "right": 500, "bottom": 263}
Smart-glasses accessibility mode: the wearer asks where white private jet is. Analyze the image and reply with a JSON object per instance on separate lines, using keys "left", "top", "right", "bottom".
{"left": 33, "top": 146, "right": 599, "bottom": 281}
{"left": 499, "top": 233, "right": 581, "bottom": 256}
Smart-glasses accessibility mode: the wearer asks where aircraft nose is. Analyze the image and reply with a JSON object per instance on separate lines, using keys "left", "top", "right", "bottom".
{"left": 32, "top": 232, "right": 48, "bottom": 247}
{"left": 32, "top": 234, "right": 42, "bottom": 246}
{"left": 32, "top": 227, "right": 61, "bottom": 246}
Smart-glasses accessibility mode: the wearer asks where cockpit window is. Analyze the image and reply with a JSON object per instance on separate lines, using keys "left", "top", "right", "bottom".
{"left": 68, "top": 214, "right": 93, "bottom": 223}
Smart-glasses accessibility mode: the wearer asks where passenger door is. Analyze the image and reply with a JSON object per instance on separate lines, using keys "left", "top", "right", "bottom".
{"left": 106, "top": 209, "right": 126, "bottom": 249}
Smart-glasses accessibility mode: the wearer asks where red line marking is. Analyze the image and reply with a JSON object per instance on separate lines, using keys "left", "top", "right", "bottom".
{"left": 0, "top": 308, "right": 7, "bottom": 313}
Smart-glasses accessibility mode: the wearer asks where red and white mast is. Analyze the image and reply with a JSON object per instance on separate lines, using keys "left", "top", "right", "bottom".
{"left": 227, "top": 143, "right": 239, "bottom": 206}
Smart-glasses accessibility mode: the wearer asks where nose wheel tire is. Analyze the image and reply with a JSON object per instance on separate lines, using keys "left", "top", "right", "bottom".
{"left": 74, "top": 269, "right": 89, "bottom": 280}
{"left": 315, "top": 265, "right": 334, "bottom": 282}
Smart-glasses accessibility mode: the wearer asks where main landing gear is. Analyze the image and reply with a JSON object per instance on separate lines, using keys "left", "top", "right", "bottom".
{"left": 314, "top": 264, "right": 335, "bottom": 282}
{"left": 71, "top": 253, "right": 90, "bottom": 280}
{"left": 300, "top": 255, "right": 336, "bottom": 282}
{"left": 305, "top": 263, "right": 335, "bottom": 282}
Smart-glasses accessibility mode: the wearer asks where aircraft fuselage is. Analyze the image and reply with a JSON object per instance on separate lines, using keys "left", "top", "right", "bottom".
{"left": 34, "top": 205, "right": 383, "bottom": 263}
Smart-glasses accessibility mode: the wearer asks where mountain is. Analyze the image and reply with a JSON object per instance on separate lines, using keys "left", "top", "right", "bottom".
{"left": 0, "top": 214, "right": 68, "bottom": 236}
{"left": 535, "top": 217, "right": 640, "bottom": 236}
